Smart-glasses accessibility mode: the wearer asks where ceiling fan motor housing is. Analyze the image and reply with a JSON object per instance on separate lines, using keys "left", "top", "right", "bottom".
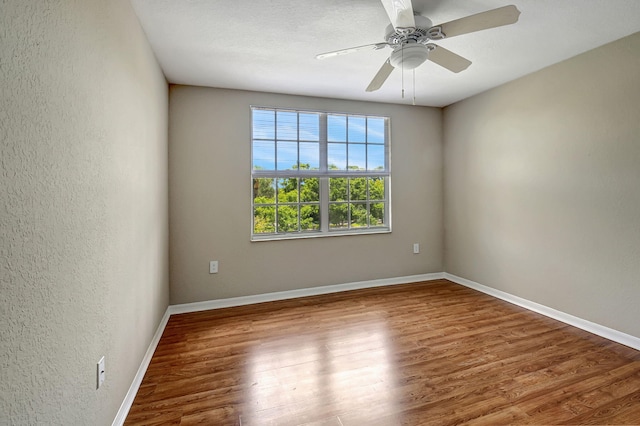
{"left": 385, "top": 15, "right": 433, "bottom": 70}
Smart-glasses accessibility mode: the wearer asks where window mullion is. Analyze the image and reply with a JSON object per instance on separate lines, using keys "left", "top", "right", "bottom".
{"left": 275, "top": 178, "right": 279, "bottom": 234}
{"left": 274, "top": 110, "right": 278, "bottom": 174}
{"left": 366, "top": 177, "right": 370, "bottom": 228}
{"left": 385, "top": 118, "right": 390, "bottom": 172}
{"left": 346, "top": 177, "right": 351, "bottom": 230}
{"left": 365, "top": 117, "right": 368, "bottom": 172}
{"left": 320, "top": 178, "right": 329, "bottom": 233}
{"left": 296, "top": 113, "right": 301, "bottom": 231}
{"left": 296, "top": 112, "right": 301, "bottom": 170}
{"left": 385, "top": 176, "right": 390, "bottom": 228}
{"left": 319, "top": 113, "right": 329, "bottom": 232}
{"left": 319, "top": 113, "right": 328, "bottom": 174}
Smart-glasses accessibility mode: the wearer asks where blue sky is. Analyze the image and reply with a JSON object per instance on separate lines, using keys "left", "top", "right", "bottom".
{"left": 252, "top": 110, "right": 386, "bottom": 171}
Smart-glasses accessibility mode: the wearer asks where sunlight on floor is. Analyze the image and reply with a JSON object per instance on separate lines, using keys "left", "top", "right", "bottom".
{"left": 242, "top": 321, "right": 399, "bottom": 424}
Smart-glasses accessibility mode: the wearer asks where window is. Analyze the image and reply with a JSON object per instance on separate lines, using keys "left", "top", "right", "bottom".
{"left": 251, "top": 107, "right": 390, "bottom": 240}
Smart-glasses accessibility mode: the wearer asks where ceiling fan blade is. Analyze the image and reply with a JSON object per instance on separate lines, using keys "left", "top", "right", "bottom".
{"left": 366, "top": 59, "right": 395, "bottom": 92}
{"left": 381, "top": 0, "right": 416, "bottom": 30}
{"left": 427, "top": 44, "right": 471, "bottom": 73}
{"left": 435, "top": 5, "right": 521, "bottom": 39}
{"left": 316, "top": 43, "right": 388, "bottom": 60}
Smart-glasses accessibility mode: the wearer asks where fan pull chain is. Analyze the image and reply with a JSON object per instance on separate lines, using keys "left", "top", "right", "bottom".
{"left": 401, "top": 44, "right": 405, "bottom": 99}
{"left": 412, "top": 69, "right": 416, "bottom": 105}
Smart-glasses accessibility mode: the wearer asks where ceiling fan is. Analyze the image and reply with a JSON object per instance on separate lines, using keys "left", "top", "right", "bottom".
{"left": 316, "top": 0, "right": 521, "bottom": 93}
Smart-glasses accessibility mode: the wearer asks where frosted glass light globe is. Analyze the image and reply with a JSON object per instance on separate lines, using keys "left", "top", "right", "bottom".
{"left": 389, "top": 43, "right": 429, "bottom": 70}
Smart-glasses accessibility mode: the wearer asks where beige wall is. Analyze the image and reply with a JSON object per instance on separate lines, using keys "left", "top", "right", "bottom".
{"left": 444, "top": 33, "right": 640, "bottom": 338}
{"left": 169, "top": 86, "right": 443, "bottom": 304}
{"left": 0, "top": 1, "right": 168, "bottom": 424}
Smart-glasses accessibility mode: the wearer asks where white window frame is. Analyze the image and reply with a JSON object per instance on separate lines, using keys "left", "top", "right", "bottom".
{"left": 251, "top": 106, "right": 391, "bottom": 241}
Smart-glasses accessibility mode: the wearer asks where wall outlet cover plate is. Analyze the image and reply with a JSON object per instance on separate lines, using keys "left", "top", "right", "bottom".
{"left": 97, "top": 356, "right": 105, "bottom": 389}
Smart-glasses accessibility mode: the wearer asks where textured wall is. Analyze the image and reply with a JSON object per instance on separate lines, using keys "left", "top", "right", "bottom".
{"left": 0, "top": 0, "right": 169, "bottom": 424}
{"left": 443, "top": 33, "right": 640, "bottom": 338}
{"left": 169, "top": 86, "right": 443, "bottom": 304}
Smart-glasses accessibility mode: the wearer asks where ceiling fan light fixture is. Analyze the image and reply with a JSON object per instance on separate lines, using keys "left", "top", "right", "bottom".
{"left": 389, "top": 43, "right": 429, "bottom": 70}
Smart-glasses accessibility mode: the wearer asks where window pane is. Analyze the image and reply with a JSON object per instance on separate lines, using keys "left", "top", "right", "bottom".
{"left": 253, "top": 140, "right": 275, "bottom": 170}
{"left": 276, "top": 141, "right": 297, "bottom": 170}
{"left": 254, "top": 206, "right": 275, "bottom": 234}
{"left": 277, "top": 205, "right": 298, "bottom": 232}
{"left": 350, "top": 203, "right": 368, "bottom": 227}
{"left": 367, "top": 117, "right": 385, "bottom": 144}
{"left": 348, "top": 143, "right": 366, "bottom": 170}
{"left": 253, "top": 109, "right": 275, "bottom": 140}
{"left": 253, "top": 178, "right": 276, "bottom": 203}
{"left": 328, "top": 143, "right": 346, "bottom": 170}
{"left": 348, "top": 116, "right": 366, "bottom": 142}
{"left": 276, "top": 111, "right": 298, "bottom": 140}
{"left": 349, "top": 177, "right": 367, "bottom": 201}
{"left": 328, "top": 115, "right": 346, "bottom": 142}
{"left": 300, "top": 178, "right": 319, "bottom": 202}
{"left": 367, "top": 144, "right": 385, "bottom": 171}
{"left": 369, "top": 177, "right": 385, "bottom": 201}
{"left": 301, "top": 204, "right": 320, "bottom": 231}
{"left": 299, "top": 113, "right": 319, "bottom": 141}
{"left": 329, "top": 203, "right": 348, "bottom": 229}
{"left": 329, "top": 177, "right": 347, "bottom": 202}
{"left": 299, "top": 142, "right": 319, "bottom": 170}
{"left": 277, "top": 178, "right": 298, "bottom": 203}
{"left": 371, "top": 202, "right": 385, "bottom": 226}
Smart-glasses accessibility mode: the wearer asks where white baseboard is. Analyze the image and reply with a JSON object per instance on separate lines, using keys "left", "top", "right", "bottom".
{"left": 444, "top": 273, "right": 640, "bottom": 351}
{"left": 169, "top": 272, "right": 445, "bottom": 315}
{"left": 112, "top": 308, "right": 171, "bottom": 426}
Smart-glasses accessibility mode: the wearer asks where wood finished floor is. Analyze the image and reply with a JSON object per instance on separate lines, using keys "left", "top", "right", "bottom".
{"left": 125, "top": 279, "right": 640, "bottom": 425}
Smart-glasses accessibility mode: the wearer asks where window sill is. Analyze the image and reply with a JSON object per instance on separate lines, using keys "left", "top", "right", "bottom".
{"left": 251, "top": 228, "right": 391, "bottom": 242}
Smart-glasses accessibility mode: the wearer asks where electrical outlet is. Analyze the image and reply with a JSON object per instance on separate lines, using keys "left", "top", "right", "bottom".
{"left": 413, "top": 243, "right": 420, "bottom": 254}
{"left": 97, "top": 356, "right": 105, "bottom": 389}
{"left": 209, "top": 260, "right": 219, "bottom": 274}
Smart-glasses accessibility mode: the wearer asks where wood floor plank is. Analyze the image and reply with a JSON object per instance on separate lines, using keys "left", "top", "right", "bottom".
{"left": 124, "top": 279, "right": 640, "bottom": 425}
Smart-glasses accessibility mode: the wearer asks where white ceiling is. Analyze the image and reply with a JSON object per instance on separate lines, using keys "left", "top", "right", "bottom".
{"left": 130, "top": 0, "right": 640, "bottom": 107}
